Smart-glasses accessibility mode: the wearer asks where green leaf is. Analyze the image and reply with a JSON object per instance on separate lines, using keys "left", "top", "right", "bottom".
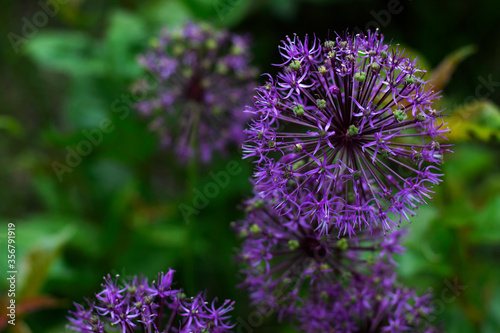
{"left": 430, "top": 44, "right": 476, "bottom": 92}
{"left": 268, "top": 0, "right": 300, "bottom": 21}
{"left": 104, "top": 10, "right": 147, "bottom": 78}
{"left": 0, "top": 115, "right": 24, "bottom": 137}
{"left": 471, "top": 195, "right": 500, "bottom": 243}
{"left": 184, "top": 0, "right": 253, "bottom": 27}
{"left": 63, "top": 77, "right": 109, "bottom": 129}
{"left": 447, "top": 101, "right": 500, "bottom": 142}
{"left": 141, "top": 0, "right": 193, "bottom": 27}
{"left": 16, "top": 224, "right": 76, "bottom": 300}
{"left": 24, "top": 31, "right": 104, "bottom": 77}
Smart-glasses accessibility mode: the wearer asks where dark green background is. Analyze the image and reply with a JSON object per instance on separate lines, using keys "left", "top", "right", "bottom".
{"left": 1, "top": 0, "right": 499, "bottom": 332}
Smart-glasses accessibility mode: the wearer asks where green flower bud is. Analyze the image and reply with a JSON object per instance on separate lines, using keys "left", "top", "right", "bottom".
{"left": 206, "top": 38, "right": 217, "bottom": 50}
{"left": 405, "top": 76, "right": 416, "bottom": 85}
{"left": 288, "top": 239, "right": 300, "bottom": 251}
{"left": 268, "top": 140, "right": 276, "bottom": 148}
{"left": 173, "top": 45, "right": 184, "bottom": 56}
{"left": 249, "top": 224, "right": 261, "bottom": 234}
{"left": 324, "top": 40, "right": 335, "bottom": 49}
{"left": 337, "top": 238, "right": 348, "bottom": 251}
{"left": 212, "top": 106, "right": 223, "bottom": 116}
{"left": 238, "top": 229, "right": 248, "bottom": 239}
{"left": 348, "top": 125, "right": 359, "bottom": 136}
{"left": 216, "top": 63, "right": 228, "bottom": 74}
{"left": 231, "top": 44, "right": 244, "bottom": 55}
{"left": 253, "top": 199, "right": 264, "bottom": 208}
{"left": 393, "top": 109, "right": 407, "bottom": 122}
{"left": 318, "top": 65, "right": 328, "bottom": 75}
{"left": 288, "top": 60, "right": 301, "bottom": 71}
{"left": 316, "top": 99, "right": 327, "bottom": 109}
{"left": 293, "top": 143, "right": 303, "bottom": 153}
{"left": 346, "top": 54, "right": 356, "bottom": 63}
{"left": 354, "top": 72, "right": 367, "bottom": 82}
{"left": 182, "top": 67, "right": 193, "bottom": 78}
{"left": 293, "top": 104, "right": 305, "bottom": 116}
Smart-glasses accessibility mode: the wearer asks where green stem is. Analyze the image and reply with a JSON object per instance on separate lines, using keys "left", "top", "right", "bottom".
{"left": 183, "top": 103, "right": 201, "bottom": 293}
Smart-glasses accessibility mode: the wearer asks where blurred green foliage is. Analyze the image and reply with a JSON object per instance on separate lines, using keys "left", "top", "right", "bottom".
{"left": 0, "top": 0, "right": 499, "bottom": 332}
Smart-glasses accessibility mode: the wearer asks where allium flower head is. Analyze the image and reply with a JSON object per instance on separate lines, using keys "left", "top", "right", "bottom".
{"left": 244, "top": 30, "right": 451, "bottom": 234}
{"left": 295, "top": 272, "right": 439, "bottom": 333}
{"left": 232, "top": 195, "right": 406, "bottom": 319}
{"left": 137, "top": 22, "right": 256, "bottom": 163}
{"left": 233, "top": 196, "right": 440, "bottom": 332}
{"left": 67, "top": 269, "right": 235, "bottom": 333}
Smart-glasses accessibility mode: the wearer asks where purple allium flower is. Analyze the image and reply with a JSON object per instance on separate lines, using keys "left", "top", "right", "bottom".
{"left": 136, "top": 22, "right": 256, "bottom": 164}
{"left": 67, "top": 269, "right": 235, "bottom": 333}
{"left": 232, "top": 195, "right": 406, "bottom": 318}
{"left": 243, "top": 30, "right": 451, "bottom": 234}
{"left": 294, "top": 272, "right": 439, "bottom": 333}
{"left": 233, "top": 195, "right": 440, "bottom": 332}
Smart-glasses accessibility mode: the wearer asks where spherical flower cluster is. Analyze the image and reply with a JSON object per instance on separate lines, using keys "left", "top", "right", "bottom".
{"left": 233, "top": 195, "right": 438, "bottom": 332}
{"left": 67, "top": 269, "right": 235, "bottom": 333}
{"left": 295, "top": 272, "right": 438, "bottom": 333}
{"left": 136, "top": 22, "right": 256, "bottom": 163}
{"left": 243, "top": 30, "right": 451, "bottom": 235}
{"left": 232, "top": 194, "right": 406, "bottom": 316}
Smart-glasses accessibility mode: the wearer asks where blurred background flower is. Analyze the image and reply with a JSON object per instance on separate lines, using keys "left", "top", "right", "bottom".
{"left": 0, "top": 0, "right": 499, "bottom": 332}
{"left": 136, "top": 21, "right": 255, "bottom": 164}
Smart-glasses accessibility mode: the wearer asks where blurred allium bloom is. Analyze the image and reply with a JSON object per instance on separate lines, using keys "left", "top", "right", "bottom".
{"left": 67, "top": 269, "right": 235, "bottom": 333}
{"left": 296, "top": 273, "right": 438, "bottom": 333}
{"left": 233, "top": 196, "right": 438, "bottom": 332}
{"left": 136, "top": 22, "right": 256, "bottom": 163}
{"left": 244, "top": 30, "right": 451, "bottom": 235}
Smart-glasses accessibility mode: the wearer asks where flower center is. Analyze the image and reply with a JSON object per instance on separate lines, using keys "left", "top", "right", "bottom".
{"left": 185, "top": 75, "right": 205, "bottom": 102}
{"left": 300, "top": 236, "right": 327, "bottom": 260}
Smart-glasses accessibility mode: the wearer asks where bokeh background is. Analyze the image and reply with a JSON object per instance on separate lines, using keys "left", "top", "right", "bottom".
{"left": 1, "top": 0, "right": 500, "bottom": 332}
